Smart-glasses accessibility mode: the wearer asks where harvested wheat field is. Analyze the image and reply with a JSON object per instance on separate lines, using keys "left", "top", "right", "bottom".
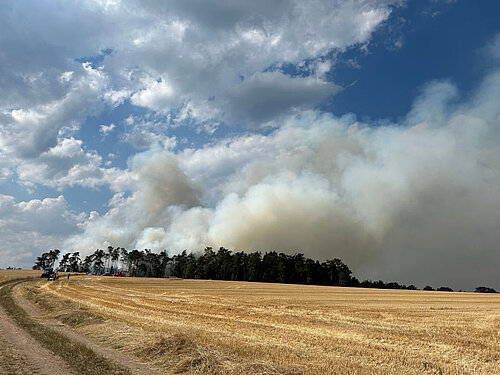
{"left": 30, "top": 276, "right": 500, "bottom": 375}
{"left": 0, "top": 269, "right": 41, "bottom": 283}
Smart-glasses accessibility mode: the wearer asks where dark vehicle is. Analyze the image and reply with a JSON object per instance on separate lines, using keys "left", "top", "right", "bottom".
{"left": 41, "top": 267, "right": 59, "bottom": 280}
{"left": 41, "top": 267, "right": 53, "bottom": 278}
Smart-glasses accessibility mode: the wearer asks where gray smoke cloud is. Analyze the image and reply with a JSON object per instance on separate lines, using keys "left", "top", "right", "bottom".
{"left": 67, "top": 63, "right": 500, "bottom": 290}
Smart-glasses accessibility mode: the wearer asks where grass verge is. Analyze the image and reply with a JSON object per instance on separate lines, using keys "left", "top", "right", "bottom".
{"left": 24, "top": 283, "right": 104, "bottom": 327}
{"left": 0, "top": 280, "right": 131, "bottom": 375}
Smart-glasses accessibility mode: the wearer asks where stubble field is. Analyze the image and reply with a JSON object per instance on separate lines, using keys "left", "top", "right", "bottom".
{"left": 27, "top": 275, "right": 500, "bottom": 375}
{"left": 0, "top": 269, "right": 41, "bottom": 283}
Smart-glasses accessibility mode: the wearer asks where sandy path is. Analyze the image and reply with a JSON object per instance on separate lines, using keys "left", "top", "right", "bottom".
{"left": 0, "top": 335, "right": 41, "bottom": 375}
{"left": 0, "top": 283, "right": 75, "bottom": 375}
{"left": 13, "top": 282, "right": 163, "bottom": 375}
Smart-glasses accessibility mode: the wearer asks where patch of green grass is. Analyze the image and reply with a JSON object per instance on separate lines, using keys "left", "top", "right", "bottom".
{"left": 0, "top": 280, "right": 131, "bottom": 375}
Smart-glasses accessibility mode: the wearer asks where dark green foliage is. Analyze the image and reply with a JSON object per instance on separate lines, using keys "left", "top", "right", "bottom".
{"left": 68, "top": 252, "right": 81, "bottom": 272}
{"left": 57, "top": 253, "right": 71, "bottom": 272}
{"left": 82, "top": 255, "right": 93, "bottom": 273}
{"left": 35, "top": 250, "right": 82, "bottom": 273}
{"left": 32, "top": 249, "right": 60, "bottom": 270}
{"left": 358, "top": 279, "right": 419, "bottom": 290}
{"left": 167, "top": 247, "right": 358, "bottom": 287}
{"left": 92, "top": 249, "right": 106, "bottom": 274}
{"left": 34, "top": 246, "right": 424, "bottom": 290}
{"left": 475, "top": 286, "right": 497, "bottom": 293}
{"left": 437, "top": 286, "right": 454, "bottom": 292}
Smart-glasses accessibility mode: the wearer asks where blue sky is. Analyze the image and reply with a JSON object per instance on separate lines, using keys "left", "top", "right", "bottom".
{"left": 1, "top": 0, "right": 499, "bottom": 289}
{"left": 330, "top": 0, "right": 500, "bottom": 119}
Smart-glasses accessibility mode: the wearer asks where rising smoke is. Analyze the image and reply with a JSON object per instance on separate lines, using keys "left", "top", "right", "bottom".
{"left": 67, "top": 66, "right": 500, "bottom": 290}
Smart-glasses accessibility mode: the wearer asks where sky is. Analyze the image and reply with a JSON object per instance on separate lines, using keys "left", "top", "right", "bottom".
{"left": 1, "top": 0, "right": 499, "bottom": 290}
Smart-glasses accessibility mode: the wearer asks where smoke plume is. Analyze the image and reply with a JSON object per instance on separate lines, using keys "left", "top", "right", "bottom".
{"left": 67, "top": 67, "right": 500, "bottom": 290}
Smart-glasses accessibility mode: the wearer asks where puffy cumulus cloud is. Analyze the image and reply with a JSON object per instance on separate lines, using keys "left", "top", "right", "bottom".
{"left": 113, "top": 0, "right": 399, "bottom": 125}
{"left": 134, "top": 0, "right": 395, "bottom": 57}
{"left": 0, "top": 0, "right": 140, "bottom": 109}
{"left": 0, "top": 63, "right": 119, "bottom": 191}
{"left": 1, "top": 0, "right": 400, "bottom": 126}
{"left": 68, "top": 64, "right": 500, "bottom": 290}
{"left": 0, "top": 62, "right": 133, "bottom": 191}
{"left": 0, "top": 63, "right": 107, "bottom": 159}
{"left": 130, "top": 78, "right": 178, "bottom": 112}
{"left": 0, "top": 0, "right": 400, "bottom": 192}
{"left": 99, "top": 123, "right": 116, "bottom": 136}
{"left": 15, "top": 137, "right": 134, "bottom": 191}
{"left": 0, "top": 153, "right": 13, "bottom": 184}
{"left": 121, "top": 115, "right": 177, "bottom": 151}
{"left": 0, "top": 194, "right": 84, "bottom": 268}
{"left": 0, "top": 2, "right": 122, "bottom": 191}
{"left": 123, "top": 130, "right": 177, "bottom": 151}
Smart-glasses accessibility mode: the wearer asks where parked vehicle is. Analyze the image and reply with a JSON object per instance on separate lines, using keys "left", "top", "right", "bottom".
{"left": 41, "top": 267, "right": 53, "bottom": 278}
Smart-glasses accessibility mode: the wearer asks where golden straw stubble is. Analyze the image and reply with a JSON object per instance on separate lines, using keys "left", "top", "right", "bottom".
{"left": 39, "top": 275, "right": 500, "bottom": 375}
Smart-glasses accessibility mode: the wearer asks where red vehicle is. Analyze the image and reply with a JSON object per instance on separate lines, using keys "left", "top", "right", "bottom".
{"left": 113, "top": 272, "right": 124, "bottom": 277}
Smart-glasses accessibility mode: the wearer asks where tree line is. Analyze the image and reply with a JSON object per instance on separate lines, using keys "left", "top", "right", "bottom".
{"left": 33, "top": 246, "right": 497, "bottom": 292}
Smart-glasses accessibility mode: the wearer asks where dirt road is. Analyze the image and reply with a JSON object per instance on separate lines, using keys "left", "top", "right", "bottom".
{"left": 0, "top": 282, "right": 75, "bottom": 375}
{"left": 0, "top": 281, "right": 163, "bottom": 375}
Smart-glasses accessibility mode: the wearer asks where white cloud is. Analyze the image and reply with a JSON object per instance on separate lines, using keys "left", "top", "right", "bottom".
{"left": 0, "top": 153, "right": 13, "bottom": 183}
{"left": 0, "top": 59, "right": 135, "bottom": 191}
{"left": 0, "top": 63, "right": 107, "bottom": 159}
{"left": 0, "top": 0, "right": 401, "bottom": 196}
{"left": 480, "top": 32, "right": 500, "bottom": 69}
{"left": 1, "top": 0, "right": 400, "bottom": 130}
{"left": 120, "top": 115, "right": 177, "bottom": 150}
{"left": 131, "top": 78, "right": 178, "bottom": 112}
{"left": 123, "top": 130, "right": 177, "bottom": 150}
{"left": 103, "top": 89, "right": 131, "bottom": 107}
{"left": 16, "top": 137, "right": 135, "bottom": 192}
{"left": 116, "top": 0, "right": 397, "bottom": 125}
{"left": 99, "top": 123, "right": 116, "bottom": 136}
{"left": 0, "top": 194, "right": 84, "bottom": 268}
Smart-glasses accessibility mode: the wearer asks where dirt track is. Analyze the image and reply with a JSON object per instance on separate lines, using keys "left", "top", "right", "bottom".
{"left": 0, "top": 281, "right": 163, "bottom": 375}
{"left": 0, "top": 283, "right": 75, "bottom": 375}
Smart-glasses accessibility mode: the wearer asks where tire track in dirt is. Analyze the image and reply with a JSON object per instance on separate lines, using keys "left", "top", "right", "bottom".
{"left": 0, "top": 283, "right": 75, "bottom": 375}
{"left": 13, "top": 282, "right": 163, "bottom": 375}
